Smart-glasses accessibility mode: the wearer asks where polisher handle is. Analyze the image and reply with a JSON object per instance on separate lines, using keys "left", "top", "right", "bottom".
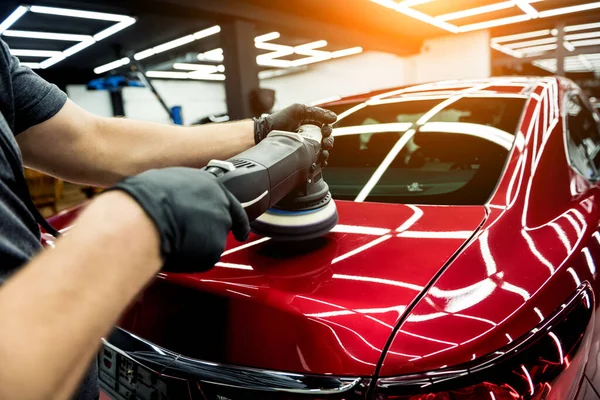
{"left": 204, "top": 125, "right": 322, "bottom": 222}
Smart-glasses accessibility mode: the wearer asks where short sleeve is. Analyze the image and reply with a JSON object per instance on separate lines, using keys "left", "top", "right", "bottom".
{"left": 0, "top": 40, "right": 67, "bottom": 134}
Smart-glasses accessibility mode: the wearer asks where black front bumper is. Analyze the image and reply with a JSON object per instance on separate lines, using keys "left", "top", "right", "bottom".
{"left": 99, "top": 328, "right": 365, "bottom": 400}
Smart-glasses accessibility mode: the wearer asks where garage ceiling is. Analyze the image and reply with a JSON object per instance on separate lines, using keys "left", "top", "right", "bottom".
{"left": 1, "top": 0, "right": 600, "bottom": 83}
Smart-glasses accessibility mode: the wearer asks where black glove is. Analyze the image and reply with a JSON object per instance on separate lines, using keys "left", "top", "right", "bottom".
{"left": 254, "top": 104, "right": 337, "bottom": 165}
{"left": 110, "top": 167, "right": 250, "bottom": 273}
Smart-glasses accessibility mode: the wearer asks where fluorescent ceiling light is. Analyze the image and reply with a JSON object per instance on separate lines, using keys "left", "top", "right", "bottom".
{"left": 3, "top": 30, "right": 91, "bottom": 41}
{"left": 372, "top": 0, "right": 600, "bottom": 34}
{"left": 492, "top": 29, "right": 551, "bottom": 44}
{"left": 173, "top": 63, "right": 221, "bottom": 73}
{"left": 99, "top": 25, "right": 359, "bottom": 75}
{"left": 29, "top": 5, "right": 129, "bottom": 21}
{"left": 296, "top": 40, "right": 328, "bottom": 50}
{"left": 539, "top": 1, "right": 600, "bottom": 17}
{"left": 512, "top": 0, "right": 539, "bottom": 18}
{"left": 565, "top": 31, "right": 600, "bottom": 41}
{"left": 10, "top": 49, "right": 63, "bottom": 57}
{"left": 1, "top": 6, "right": 136, "bottom": 70}
{"left": 396, "top": 5, "right": 459, "bottom": 33}
{"left": 491, "top": 42, "right": 523, "bottom": 58}
{"left": 146, "top": 70, "right": 226, "bottom": 81}
{"left": 193, "top": 25, "right": 221, "bottom": 40}
{"left": 563, "top": 41, "right": 576, "bottom": 52}
{"left": 135, "top": 36, "right": 195, "bottom": 60}
{"left": 39, "top": 54, "right": 65, "bottom": 69}
{"left": 0, "top": 5, "right": 28, "bottom": 34}
{"left": 565, "top": 22, "right": 600, "bottom": 33}
{"left": 21, "top": 62, "right": 40, "bottom": 69}
{"left": 94, "top": 17, "right": 136, "bottom": 41}
{"left": 332, "top": 46, "right": 363, "bottom": 58}
{"left": 188, "top": 72, "right": 225, "bottom": 81}
{"left": 134, "top": 25, "right": 220, "bottom": 61}
{"left": 579, "top": 55, "right": 594, "bottom": 71}
{"left": 532, "top": 59, "right": 556, "bottom": 73}
{"left": 292, "top": 54, "right": 332, "bottom": 67}
{"left": 146, "top": 71, "right": 189, "bottom": 79}
{"left": 197, "top": 48, "right": 224, "bottom": 62}
{"left": 294, "top": 40, "right": 328, "bottom": 53}
{"left": 460, "top": 14, "right": 530, "bottom": 32}
{"left": 505, "top": 37, "right": 556, "bottom": 49}
{"left": 62, "top": 38, "right": 95, "bottom": 58}
{"left": 519, "top": 43, "right": 558, "bottom": 54}
{"left": 153, "top": 35, "right": 195, "bottom": 54}
{"left": 94, "top": 57, "right": 130, "bottom": 74}
{"left": 133, "top": 49, "right": 156, "bottom": 61}
{"left": 572, "top": 38, "right": 600, "bottom": 47}
{"left": 255, "top": 32, "right": 280, "bottom": 43}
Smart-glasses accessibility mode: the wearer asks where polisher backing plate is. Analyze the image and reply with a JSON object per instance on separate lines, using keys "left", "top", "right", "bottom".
{"left": 250, "top": 199, "right": 339, "bottom": 241}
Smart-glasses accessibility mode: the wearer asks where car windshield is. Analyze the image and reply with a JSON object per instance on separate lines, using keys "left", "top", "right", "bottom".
{"left": 324, "top": 96, "right": 527, "bottom": 205}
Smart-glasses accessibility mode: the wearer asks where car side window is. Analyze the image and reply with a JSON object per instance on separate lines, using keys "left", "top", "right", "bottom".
{"left": 565, "top": 95, "right": 600, "bottom": 180}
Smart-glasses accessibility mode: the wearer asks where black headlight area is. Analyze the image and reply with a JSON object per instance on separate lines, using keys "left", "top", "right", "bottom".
{"left": 374, "top": 282, "right": 594, "bottom": 400}
{"left": 98, "top": 327, "right": 367, "bottom": 400}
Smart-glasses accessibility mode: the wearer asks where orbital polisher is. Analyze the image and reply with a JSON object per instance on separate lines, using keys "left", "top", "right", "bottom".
{"left": 204, "top": 125, "right": 338, "bottom": 241}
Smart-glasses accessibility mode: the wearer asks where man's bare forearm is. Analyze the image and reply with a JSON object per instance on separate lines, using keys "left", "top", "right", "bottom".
{"left": 0, "top": 191, "right": 162, "bottom": 400}
{"left": 91, "top": 116, "right": 255, "bottom": 185}
{"left": 18, "top": 100, "right": 255, "bottom": 186}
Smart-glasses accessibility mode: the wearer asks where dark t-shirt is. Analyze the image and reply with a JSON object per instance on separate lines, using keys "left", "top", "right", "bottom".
{"left": 0, "top": 39, "right": 66, "bottom": 279}
{"left": 0, "top": 40, "right": 99, "bottom": 400}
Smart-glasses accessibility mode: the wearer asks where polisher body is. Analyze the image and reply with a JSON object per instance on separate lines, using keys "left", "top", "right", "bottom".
{"left": 204, "top": 125, "right": 338, "bottom": 240}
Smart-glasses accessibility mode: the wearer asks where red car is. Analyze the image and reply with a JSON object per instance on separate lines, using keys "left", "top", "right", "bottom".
{"left": 49, "top": 76, "right": 600, "bottom": 399}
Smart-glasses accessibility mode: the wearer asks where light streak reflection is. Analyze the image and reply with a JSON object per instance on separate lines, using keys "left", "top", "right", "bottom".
{"left": 522, "top": 229, "right": 555, "bottom": 274}
{"left": 521, "top": 364, "right": 535, "bottom": 396}
{"left": 548, "top": 331, "right": 564, "bottom": 365}
{"left": 396, "top": 205, "right": 424, "bottom": 233}
{"left": 331, "top": 234, "right": 393, "bottom": 264}
{"left": 221, "top": 237, "right": 270, "bottom": 256}
{"left": 567, "top": 267, "right": 581, "bottom": 286}
{"left": 333, "top": 274, "right": 424, "bottom": 291}
{"left": 500, "top": 282, "right": 531, "bottom": 300}
{"left": 549, "top": 222, "right": 572, "bottom": 252}
{"left": 480, "top": 231, "right": 498, "bottom": 275}
{"left": 534, "top": 307, "right": 544, "bottom": 321}
{"left": 583, "top": 247, "right": 596, "bottom": 276}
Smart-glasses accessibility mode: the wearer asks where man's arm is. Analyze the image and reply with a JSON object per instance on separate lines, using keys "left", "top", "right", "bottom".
{"left": 0, "top": 191, "right": 162, "bottom": 400}
{"left": 0, "top": 166, "right": 250, "bottom": 400}
{"left": 17, "top": 99, "right": 255, "bottom": 186}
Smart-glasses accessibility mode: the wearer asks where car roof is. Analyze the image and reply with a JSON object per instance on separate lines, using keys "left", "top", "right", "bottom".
{"left": 319, "top": 76, "right": 565, "bottom": 108}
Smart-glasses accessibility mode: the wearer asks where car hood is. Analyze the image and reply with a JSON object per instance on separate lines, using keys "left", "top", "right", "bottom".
{"left": 113, "top": 200, "right": 486, "bottom": 376}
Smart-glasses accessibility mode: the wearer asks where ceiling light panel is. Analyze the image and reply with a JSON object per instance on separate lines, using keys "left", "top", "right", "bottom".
{"left": 369, "top": 0, "right": 600, "bottom": 33}
{"left": 0, "top": 5, "right": 136, "bottom": 69}
{"left": 134, "top": 26, "right": 221, "bottom": 61}
{"left": 96, "top": 27, "right": 363, "bottom": 76}
{"left": 504, "top": 37, "right": 556, "bottom": 49}
{"left": 491, "top": 19, "right": 600, "bottom": 65}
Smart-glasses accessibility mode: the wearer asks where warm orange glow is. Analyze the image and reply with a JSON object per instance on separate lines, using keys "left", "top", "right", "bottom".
{"left": 369, "top": 0, "right": 600, "bottom": 33}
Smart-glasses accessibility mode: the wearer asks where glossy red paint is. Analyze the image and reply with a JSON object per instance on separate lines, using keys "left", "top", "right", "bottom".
{"left": 116, "top": 201, "right": 485, "bottom": 376}
{"left": 379, "top": 78, "right": 600, "bottom": 380}
{"left": 49, "top": 77, "right": 600, "bottom": 395}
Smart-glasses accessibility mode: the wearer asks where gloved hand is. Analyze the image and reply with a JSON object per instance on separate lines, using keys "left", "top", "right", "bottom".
{"left": 254, "top": 104, "right": 337, "bottom": 165}
{"left": 109, "top": 167, "right": 250, "bottom": 273}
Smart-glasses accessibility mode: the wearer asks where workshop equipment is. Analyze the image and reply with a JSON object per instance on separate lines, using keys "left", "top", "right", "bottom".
{"left": 205, "top": 125, "right": 338, "bottom": 241}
